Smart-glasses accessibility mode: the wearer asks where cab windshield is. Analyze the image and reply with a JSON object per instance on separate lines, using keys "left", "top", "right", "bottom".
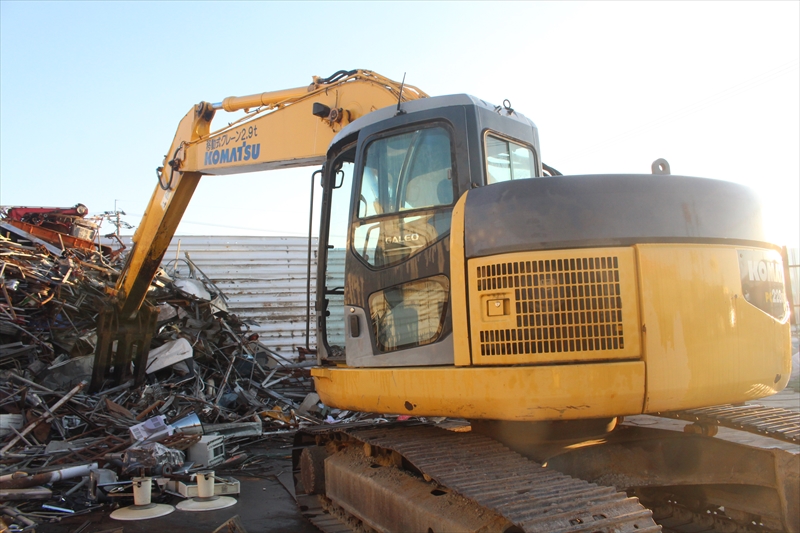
{"left": 354, "top": 126, "right": 454, "bottom": 268}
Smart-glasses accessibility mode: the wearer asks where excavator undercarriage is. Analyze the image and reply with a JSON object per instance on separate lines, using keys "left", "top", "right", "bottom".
{"left": 294, "top": 403, "right": 799, "bottom": 533}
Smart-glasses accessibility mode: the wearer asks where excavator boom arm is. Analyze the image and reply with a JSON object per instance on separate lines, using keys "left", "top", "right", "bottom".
{"left": 116, "top": 70, "right": 426, "bottom": 316}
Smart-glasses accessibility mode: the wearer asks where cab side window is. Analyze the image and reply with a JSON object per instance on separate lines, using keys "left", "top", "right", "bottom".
{"left": 485, "top": 134, "right": 536, "bottom": 184}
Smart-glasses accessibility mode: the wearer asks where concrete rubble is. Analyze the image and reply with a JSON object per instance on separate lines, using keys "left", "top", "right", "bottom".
{"left": 0, "top": 206, "right": 380, "bottom": 531}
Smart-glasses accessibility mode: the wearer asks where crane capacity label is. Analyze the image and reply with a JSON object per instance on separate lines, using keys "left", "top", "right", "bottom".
{"left": 737, "top": 249, "right": 789, "bottom": 322}
{"left": 204, "top": 127, "right": 260, "bottom": 166}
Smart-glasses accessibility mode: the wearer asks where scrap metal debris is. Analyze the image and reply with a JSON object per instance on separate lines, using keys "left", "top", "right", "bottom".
{"left": 0, "top": 205, "right": 382, "bottom": 530}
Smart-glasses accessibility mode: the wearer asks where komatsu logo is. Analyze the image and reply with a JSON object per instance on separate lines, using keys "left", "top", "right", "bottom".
{"left": 738, "top": 248, "right": 789, "bottom": 322}
{"left": 747, "top": 259, "right": 784, "bottom": 283}
{"left": 204, "top": 142, "right": 261, "bottom": 166}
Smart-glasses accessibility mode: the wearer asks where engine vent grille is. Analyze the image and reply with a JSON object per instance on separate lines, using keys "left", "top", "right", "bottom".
{"left": 477, "top": 256, "right": 624, "bottom": 356}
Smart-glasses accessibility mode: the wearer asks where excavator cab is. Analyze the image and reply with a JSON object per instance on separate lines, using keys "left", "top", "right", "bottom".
{"left": 315, "top": 95, "right": 544, "bottom": 368}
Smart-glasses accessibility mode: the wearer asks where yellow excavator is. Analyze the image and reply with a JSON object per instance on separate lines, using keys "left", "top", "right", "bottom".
{"left": 98, "top": 70, "right": 797, "bottom": 532}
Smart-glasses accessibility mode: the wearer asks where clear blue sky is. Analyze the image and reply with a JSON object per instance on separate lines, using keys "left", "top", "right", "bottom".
{"left": 1, "top": 1, "right": 798, "bottom": 246}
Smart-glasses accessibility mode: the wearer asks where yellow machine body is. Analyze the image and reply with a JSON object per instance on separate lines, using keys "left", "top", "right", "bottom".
{"left": 110, "top": 69, "right": 790, "bottom": 425}
{"left": 313, "top": 192, "right": 792, "bottom": 421}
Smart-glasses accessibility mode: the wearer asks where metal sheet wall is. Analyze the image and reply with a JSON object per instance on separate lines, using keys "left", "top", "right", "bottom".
{"left": 161, "top": 236, "right": 318, "bottom": 359}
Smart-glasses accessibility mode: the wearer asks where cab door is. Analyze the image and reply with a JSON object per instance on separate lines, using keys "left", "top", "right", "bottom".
{"left": 344, "top": 115, "right": 468, "bottom": 367}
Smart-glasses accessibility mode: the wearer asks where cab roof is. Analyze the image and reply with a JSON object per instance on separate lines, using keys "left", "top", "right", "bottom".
{"left": 330, "top": 93, "right": 538, "bottom": 150}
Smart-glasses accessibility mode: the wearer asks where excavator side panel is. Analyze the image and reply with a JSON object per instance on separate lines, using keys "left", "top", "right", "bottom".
{"left": 637, "top": 243, "right": 791, "bottom": 412}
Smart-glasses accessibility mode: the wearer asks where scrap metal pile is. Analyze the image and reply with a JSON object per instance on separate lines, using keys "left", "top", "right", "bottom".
{"left": 0, "top": 205, "right": 369, "bottom": 530}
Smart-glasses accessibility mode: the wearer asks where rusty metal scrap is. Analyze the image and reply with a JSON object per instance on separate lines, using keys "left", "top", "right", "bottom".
{"left": 0, "top": 206, "right": 390, "bottom": 530}
{"left": 0, "top": 381, "right": 86, "bottom": 454}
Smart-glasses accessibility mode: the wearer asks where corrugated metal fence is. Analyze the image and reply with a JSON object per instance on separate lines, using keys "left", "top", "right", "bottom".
{"left": 161, "top": 236, "right": 317, "bottom": 358}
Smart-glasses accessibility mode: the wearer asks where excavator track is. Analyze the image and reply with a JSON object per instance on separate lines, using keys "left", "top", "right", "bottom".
{"left": 299, "top": 489, "right": 769, "bottom": 533}
{"left": 656, "top": 404, "right": 800, "bottom": 444}
{"left": 296, "top": 423, "right": 660, "bottom": 533}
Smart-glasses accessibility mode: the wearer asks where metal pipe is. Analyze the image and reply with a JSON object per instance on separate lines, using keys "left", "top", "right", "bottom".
{"left": 41, "top": 504, "right": 75, "bottom": 514}
{"left": 0, "top": 462, "right": 98, "bottom": 490}
{"left": 65, "top": 477, "right": 89, "bottom": 496}
{"left": 0, "top": 505, "right": 37, "bottom": 528}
